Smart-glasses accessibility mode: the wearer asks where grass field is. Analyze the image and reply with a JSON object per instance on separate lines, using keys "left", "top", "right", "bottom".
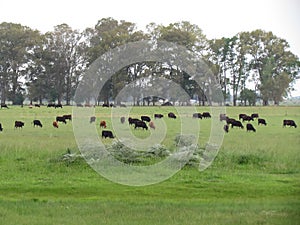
{"left": 0, "top": 105, "right": 299, "bottom": 224}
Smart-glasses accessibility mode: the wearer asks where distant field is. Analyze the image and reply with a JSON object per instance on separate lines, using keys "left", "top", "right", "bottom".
{"left": 0, "top": 105, "right": 299, "bottom": 224}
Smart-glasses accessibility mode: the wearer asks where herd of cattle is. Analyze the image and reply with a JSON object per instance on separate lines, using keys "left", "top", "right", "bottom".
{"left": 0, "top": 106, "right": 297, "bottom": 140}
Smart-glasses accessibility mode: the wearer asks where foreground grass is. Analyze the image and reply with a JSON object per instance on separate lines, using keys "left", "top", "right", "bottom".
{"left": 0, "top": 105, "right": 299, "bottom": 224}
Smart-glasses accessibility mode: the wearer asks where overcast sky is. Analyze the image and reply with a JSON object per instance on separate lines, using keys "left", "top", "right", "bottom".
{"left": 1, "top": 0, "right": 299, "bottom": 96}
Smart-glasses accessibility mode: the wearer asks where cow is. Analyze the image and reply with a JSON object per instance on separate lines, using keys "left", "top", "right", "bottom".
{"left": 246, "top": 123, "right": 256, "bottom": 132}
{"left": 0, "top": 123, "right": 3, "bottom": 132}
{"left": 55, "top": 104, "right": 63, "bottom": 108}
{"left": 120, "top": 117, "right": 125, "bottom": 124}
{"left": 90, "top": 116, "right": 96, "bottom": 123}
{"left": 168, "top": 112, "right": 176, "bottom": 119}
{"left": 283, "top": 120, "right": 297, "bottom": 128}
{"left": 34, "top": 104, "right": 40, "bottom": 107}
{"left": 63, "top": 114, "right": 72, "bottom": 121}
{"left": 226, "top": 117, "right": 237, "bottom": 125}
{"left": 223, "top": 124, "right": 229, "bottom": 133}
{"left": 134, "top": 121, "right": 148, "bottom": 130}
{"left": 231, "top": 120, "right": 244, "bottom": 129}
{"left": 242, "top": 115, "right": 254, "bottom": 122}
{"left": 100, "top": 120, "right": 107, "bottom": 128}
{"left": 47, "top": 103, "right": 55, "bottom": 108}
{"left": 33, "top": 120, "right": 43, "bottom": 128}
{"left": 141, "top": 116, "right": 151, "bottom": 122}
{"left": 154, "top": 114, "right": 164, "bottom": 119}
{"left": 239, "top": 114, "right": 247, "bottom": 120}
{"left": 251, "top": 113, "right": 259, "bottom": 119}
{"left": 193, "top": 113, "right": 202, "bottom": 119}
{"left": 219, "top": 113, "right": 227, "bottom": 122}
{"left": 128, "top": 117, "right": 141, "bottom": 126}
{"left": 149, "top": 121, "right": 155, "bottom": 129}
{"left": 53, "top": 121, "right": 59, "bottom": 128}
{"left": 1, "top": 103, "right": 8, "bottom": 109}
{"left": 56, "top": 116, "right": 67, "bottom": 124}
{"left": 258, "top": 118, "right": 267, "bottom": 126}
{"left": 202, "top": 112, "right": 211, "bottom": 118}
{"left": 102, "top": 103, "right": 109, "bottom": 108}
{"left": 15, "top": 121, "right": 24, "bottom": 129}
{"left": 102, "top": 130, "right": 114, "bottom": 138}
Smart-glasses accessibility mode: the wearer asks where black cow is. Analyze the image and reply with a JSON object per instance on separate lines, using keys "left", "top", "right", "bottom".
{"left": 33, "top": 120, "right": 43, "bottom": 127}
{"left": 102, "top": 130, "right": 114, "bottom": 138}
{"left": 242, "top": 115, "right": 254, "bottom": 122}
{"left": 90, "top": 116, "right": 96, "bottom": 123}
{"left": 226, "top": 117, "right": 236, "bottom": 125}
{"left": 223, "top": 124, "right": 229, "bottom": 133}
{"left": 239, "top": 114, "right": 247, "bottom": 120}
{"left": 283, "top": 120, "right": 297, "bottom": 128}
{"left": 15, "top": 121, "right": 24, "bottom": 129}
{"left": 47, "top": 103, "right": 55, "bottom": 108}
{"left": 246, "top": 123, "right": 256, "bottom": 132}
{"left": 219, "top": 114, "right": 227, "bottom": 122}
{"left": 63, "top": 114, "right": 72, "bottom": 121}
{"left": 128, "top": 117, "right": 141, "bottom": 125}
{"left": 120, "top": 117, "right": 125, "bottom": 124}
{"left": 251, "top": 113, "right": 259, "bottom": 119}
{"left": 56, "top": 116, "right": 67, "bottom": 124}
{"left": 168, "top": 112, "right": 176, "bottom": 119}
{"left": 231, "top": 120, "right": 244, "bottom": 129}
{"left": 202, "top": 112, "right": 211, "bottom": 118}
{"left": 193, "top": 113, "right": 202, "bottom": 119}
{"left": 1, "top": 103, "right": 8, "bottom": 109}
{"left": 55, "top": 104, "right": 63, "bottom": 108}
{"left": 34, "top": 104, "right": 40, "bottom": 107}
{"left": 134, "top": 121, "right": 148, "bottom": 130}
{"left": 154, "top": 114, "right": 163, "bottom": 119}
{"left": 141, "top": 116, "right": 151, "bottom": 122}
{"left": 102, "top": 103, "right": 109, "bottom": 107}
{"left": 0, "top": 123, "right": 3, "bottom": 131}
{"left": 258, "top": 118, "right": 267, "bottom": 126}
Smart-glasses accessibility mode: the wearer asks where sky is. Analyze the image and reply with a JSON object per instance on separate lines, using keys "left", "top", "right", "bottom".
{"left": 1, "top": 0, "right": 299, "bottom": 96}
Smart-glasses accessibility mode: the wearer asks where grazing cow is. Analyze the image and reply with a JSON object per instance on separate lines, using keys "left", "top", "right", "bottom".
{"left": 149, "top": 121, "right": 155, "bottom": 129}
{"left": 202, "top": 112, "right": 211, "bottom": 118}
{"left": 246, "top": 123, "right": 256, "bottom": 132}
{"left": 102, "top": 103, "right": 109, "bottom": 107}
{"left": 134, "top": 121, "right": 148, "bottom": 130}
{"left": 33, "top": 120, "right": 43, "bottom": 128}
{"left": 154, "top": 114, "right": 163, "bottom": 119}
{"left": 231, "top": 120, "right": 244, "bottom": 129}
{"left": 47, "top": 103, "right": 55, "bottom": 108}
{"left": 168, "top": 112, "right": 176, "bottom": 119}
{"left": 1, "top": 103, "right": 8, "bottom": 109}
{"left": 219, "top": 113, "right": 227, "bottom": 122}
{"left": 0, "top": 123, "right": 3, "bottom": 131}
{"left": 34, "top": 104, "right": 40, "bottom": 107}
{"left": 55, "top": 104, "right": 63, "bottom": 108}
{"left": 223, "top": 124, "right": 229, "bottom": 133}
{"left": 226, "top": 117, "right": 236, "bottom": 125}
{"left": 258, "top": 118, "right": 267, "bottom": 126}
{"left": 63, "top": 114, "right": 72, "bottom": 121}
{"left": 193, "top": 113, "right": 202, "bottom": 119}
{"left": 128, "top": 117, "right": 141, "bottom": 125}
{"left": 141, "top": 116, "right": 151, "bottom": 122}
{"left": 53, "top": 121, "right": 59, "bottom": 128}
{"left": 242, "top": 115, "right": 254, "bottom": 122}
{"left": 239, "top": 113, "right": 247, "bottom": 120}
{"left": 90, "top": 116, "right": 96, "bottom": 123}
{"left": 120, "top": 117, "right": 125, "bottom": 124}
{"left": 100, "top": 120, "right": 107, "bottom": 128}
{"left": 102, "top": 130, "right": 114, "bottom": 138}
{"left": 56, "top": 116, "right": 67, "bottom": 124}
{"left": 283, "top": 120, "right": 297, "bottom": 128}
{"left": 15, "top": 121, "right": 24, "bottom": 129}
{"left": 251, "top": 113, "right": 259, "bottom": 119}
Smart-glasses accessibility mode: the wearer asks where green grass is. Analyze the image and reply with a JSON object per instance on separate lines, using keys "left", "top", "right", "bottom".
{"left": 0, "top": 105, "right": 299, "bottom": 224}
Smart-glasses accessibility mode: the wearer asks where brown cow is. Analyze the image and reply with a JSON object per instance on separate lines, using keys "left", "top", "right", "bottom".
{"left": 53, "top": 121, "right": 59, "bottom": 128}
{"left": 100, "top": 120, "right": 107, "bottom": 128}
{"left": 149, "top": 121, "right": 155, "bottom": 129}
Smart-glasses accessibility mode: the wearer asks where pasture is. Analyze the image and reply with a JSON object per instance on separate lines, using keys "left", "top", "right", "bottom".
{"left": 0, "top": 105, "right": 299, "bottom": 224}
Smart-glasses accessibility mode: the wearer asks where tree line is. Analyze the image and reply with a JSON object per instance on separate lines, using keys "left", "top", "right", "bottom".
{"left": 0, "top": 18, "right": 299, "bottom": 106}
